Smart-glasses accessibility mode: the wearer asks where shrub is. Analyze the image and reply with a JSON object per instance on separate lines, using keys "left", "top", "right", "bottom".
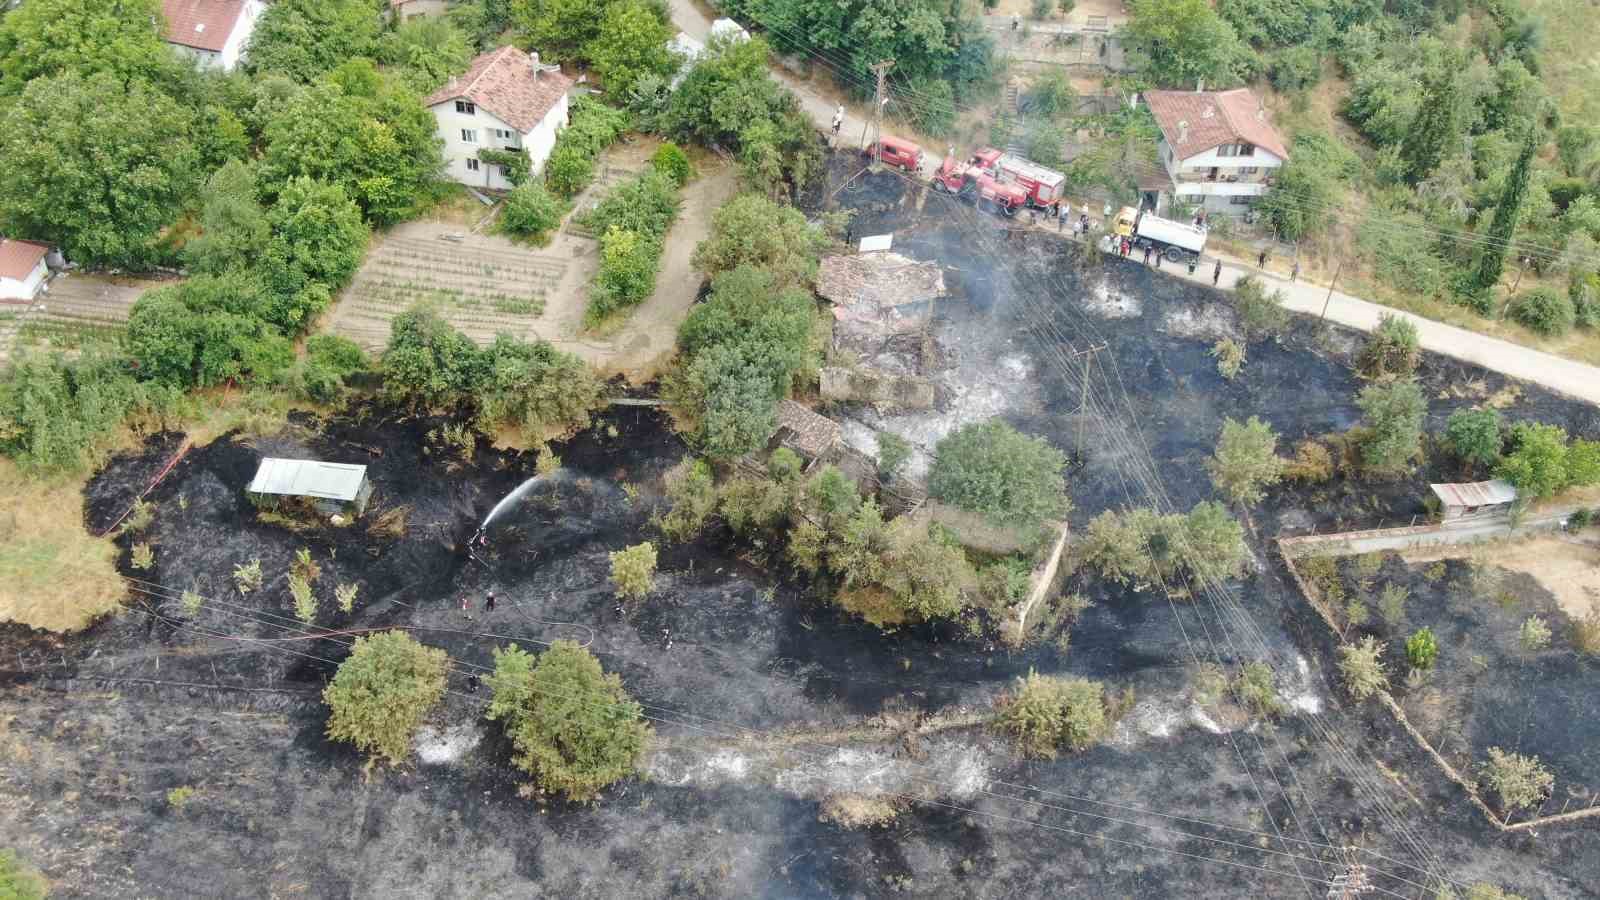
{"left": 335, "top": 582, "right": 359, "bottom": 613}
{"left": 1494, "top": 422, "right": 1571, "bottom": 499}
{"left": 1356, "top": 378, "right": 1426, "bottom": 474}
{"left": 1338, "top": 635, "right": 1388, "bottom": 699}
{"left": 233, "top": 558, "right": 263, "bottom": 593}
{"left": 676, "top": 343, "right": 779, "bottom": 458}
{"left": 289, "top": 573, "right": 317, "bottom": 624}
{"left": 500, "top": 180, "right": 566, "bottom": 240}
{"left": 1444, "top": 408, "right": 1503, "bottom": 472}
{"left": 180, "top": 589, "right": 203, "bottom": 617}
{"left": 928, "top": 419, "right": 1068, "bottom": 530}
{"left": 993, "top": 670, "right": 1108, "bottom": 758}
{"left": 131, "top": 542, "right": 154, "bottom": 570}
{"left": 609, "top": 542, "right": 657, "bottom": 600}
{"left": 659, "top": 459, "right": 717, "bottom": 542}
{"left": 485, "top": 641, "right": 651, "bottom": 800}
{"left": 0, "top": 347, "right": 179, "bottom": 472}
{"left": 1207, "top": 416, "right": 1285, "bottom": 505}
{"left": 651, "top": 141, "right": 692, "bottom": 186}
{"left": 1232, "top": 662, "right": 1283, "bottom": 717}
{"left": 1519, "top": 615, "right": 1551, "bottom": 652}
{"left": 1508, "top": 287, "right": 1576, "bottom": 336}
{"left": 322, "top": 630, "right": 449, "bottom": 766}
{"left": 717, "top": 475, "right": 794, "bottom": 535}
{"left": 1211, "top": 338, "right": 1245, "bottom": 379}
{"left": 876, "top": 432, "right": 911, "bottom": 481}
{"left": 578, "top": 169, "right": 680, "bottom": 239}
{"left": 167, "top": 785, "right": 196, "bottom": 809}
{"left": 1283, "top": 440, "right": 1333, "bottom": 482}
{"left": 1359, "top": 314, "right": 1421, "bottom": 378}
{"left": 1572, "top": 599, "right": 1600, "bottom": 655}
{"left": 0, "top": 848, "right": 47, "bottom": 900}
{"left": 586, "top": 225, "right": 663, "bottom": 323}
{"left": 544, "top": 97, "right": 628, "bottom": 198}
{"left": 475, "top": 334, "right": 608, "bottom": 443}
{"left": 1481, "top": 747, "right": 1553, "bottom": 814}
{"left": 691, "top": 193, "right": 827, "bottom": 287}
{"left": 1377, "top": 583, "right": 1408, "bottom": 627}
{"left": 1405, "top": 627, "right": 1438, "bottom": 670}
{"left": 1230, "top": 276, "right": 1289, "bottom": 340}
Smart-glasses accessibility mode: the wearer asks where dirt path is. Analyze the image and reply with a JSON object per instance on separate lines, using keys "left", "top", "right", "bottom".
{"left": 567, "top": 157, "right": 739, "bottom": 380}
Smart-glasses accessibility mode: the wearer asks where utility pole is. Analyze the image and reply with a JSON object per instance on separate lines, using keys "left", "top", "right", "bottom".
{"left": 869, "top": 60, "right": 894, "bottom": 166}
{"left": 1319, "top": 256, "right": 1344, "bottom": 322}
{"left": 1325, "top": 847, "right": 1374, "bottom": 899}
{"left": 1069, "top": 342, "right": 1108, "bottom": 460}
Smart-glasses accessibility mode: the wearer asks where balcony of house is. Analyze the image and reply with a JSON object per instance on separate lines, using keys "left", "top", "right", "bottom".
{"left": 1168, "top": 170, "right": 1274, "bottom": 196}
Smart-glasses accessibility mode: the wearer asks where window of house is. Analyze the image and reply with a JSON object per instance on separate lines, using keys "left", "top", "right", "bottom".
{"left": 461, "top": 129, "right": 477, "bottom": 143}
{"left": 493, "top": 128, "right": 518, "bottom": 142}
{"left": 1180, "top": 194, "right": 1202, "bottom": 205}
{"left": 1237, "top": 166, "right": 1259, "bottom": 175}
{"left": 466, "top": 157, "right": 480, "bottom": 172}
{"left": 455, "top": 100, "right": 475, "bottom": 115}
{"left": 1237, "top": 142, "right": 1255, "bottom": 157}
{"left": 1217, "top": 144, "right": 1236, "bottom": 157}
{"left": 1228, "top": 195, "right": 1253, "bottom": 206}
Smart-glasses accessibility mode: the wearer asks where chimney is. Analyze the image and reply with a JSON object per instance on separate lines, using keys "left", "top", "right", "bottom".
{"left": 448, "top": 75, "right": 458, "bottom": 91}
{"left": 1201, "top": 104, "right": 1214, "bottom": 119}
{"left": 1177, "top": 120, "right": 1188, "bottom": 145}
{"left": 1256, "top": 103, "right": 1266, "bottom": 122}
{"left": 1196, "top": 78, "right": 1204, "bottom": 93}
{"left": 529, "top": 51, "right": 541, "bottom": 78}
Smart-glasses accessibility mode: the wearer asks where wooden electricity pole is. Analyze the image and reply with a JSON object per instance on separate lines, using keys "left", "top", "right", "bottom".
{"left": 868, "top": 59, "right": 894, "bottom": 164}
{"left": 1069, "top": 342, "right": 1109, "bottom": 460}
{"left": 1319, "top": 256, "right": 1344, "bottom": 322}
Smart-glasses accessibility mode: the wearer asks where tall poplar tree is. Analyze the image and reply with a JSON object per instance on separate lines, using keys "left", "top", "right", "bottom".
{"left": 1398, "top": 58, "right": 1463, "bottom": 184}
{"left": 1472, "top": 125, "right": 1539, "bottom": 295}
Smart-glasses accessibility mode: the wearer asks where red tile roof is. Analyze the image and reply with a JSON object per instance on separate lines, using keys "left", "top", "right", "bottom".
{"left": 161, "top": 0, "right": 250, "bottom": 52}
{"left": 1143, "top": 89, "right": 1290, "bottom": 162}
{"left": 0, "top": 239, "right": 49, "bottom": 282}
{"left": 424, "top": 46, "right": 574, "bottom": 135}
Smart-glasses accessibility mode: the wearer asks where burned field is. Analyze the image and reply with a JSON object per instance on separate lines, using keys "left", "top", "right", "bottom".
{"left": 4, "top": 166, "right": 1600, "bottom": 899}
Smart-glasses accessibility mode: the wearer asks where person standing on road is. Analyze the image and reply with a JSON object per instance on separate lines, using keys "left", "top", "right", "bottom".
{"left": 1291, "top": 260, "right": 1300, "bottom": 282}
{"left": 1187, "top": 256, "right": 1197, "bottom": 276}
{"left": 831, "top": 105, "right": 843, "bottom": 139}
{"left": 1257, "top": 249, "right": 1268, "bottom": 269}
{"left": 1142, "top": 245, "right": 1152, "bottom": 265}
{"left": 1154, "top": 251, "right": 1163, "bottom": 269}
{"left": 1213, "top": 258, "right": 1222, "bottom": 286}
{"left": 1057, "top": 205, "right": 1065, "bottom": 231}
{"left": 485, "top": 591, "right": 496, "bottom": 613}
{"left": 460, "top": 595, "right": 472, "bottom": 621}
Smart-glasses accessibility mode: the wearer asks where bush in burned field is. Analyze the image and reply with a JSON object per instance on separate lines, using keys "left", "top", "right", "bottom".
{"left": 929, "top": 419, "right": 1068, "bottom": 531}
{"left": 656, "top": 459, "right": 717, "bottom": 542}
{"left": 1358, "top": 314, "right": 1421, "bottom": 378}
{"left": 609, "top": 542, "right": 657, "bottom": 601}
{"left": 993, "top": 670, "right": 1108, "bottom": 758}
{"left": 486, "top": 641, "right": 651, "bottom": 801}
{"left": 1231, "top": 662, "right": 1283, "bottom": 718}
{"left": 876, "top": 432, "right": 911, "bottom": 482}
{"left": 1207, "top": 416, "right": 1285, "bottom": 505}
{"left": 1354, "top": 377, "right": 1426, "bottom": 475}
{"left": 1210, "top": 338, "right": 1245, "bottom": 380}
{"left": 1443, "top": 408, "right": 1503, "bottom": 474}
{"left": 1405, "top": 627, "right": 1438, "bottom": 670}
{"left": 0, "top": 848, "right": 46, "bottom": 900}
{"left": 1081, "top": 503, "right": 1248, "bottom": 586}
{"left": 322, "top": 630, "right": 448, "bottom": 767}
{"left": 1480, "top": 747, "right": 1553, "bottom": 815}
{"left": 1338, "top": 636, "right": 1388, "bottom": 700}
{"left": 1229, "top": 276, "right": 1289, "bottom": 341}
{"left": 1519, "top": 615, "right": 1551, "bottom": 652}
{"left": 1282, "top": 440, "right": 1333, "bottom": 483}
{"left": 822, "top": 501, "right": 972, "bottom": 628}
{"left": 1377, "top": 583, "right": 1409, "bottom": 627}
{"left": 1571, "top": 600, "right": 1600, "bottom": 655}
{"left": 1445, "top": 885, "right": 1528, "bottom": 900}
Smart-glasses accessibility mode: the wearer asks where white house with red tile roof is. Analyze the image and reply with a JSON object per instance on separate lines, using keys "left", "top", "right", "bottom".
{"left": 160, "top": 0, "right": 264, "bottom": 72}
{"left": 424, "top": 47, "right": 576, "bottom": 192}
{"left": 1141, "top": 88, "right": 1290, "bottom": 215}
{"left": 0, "top": 239, "right": 50, "bottom": 301}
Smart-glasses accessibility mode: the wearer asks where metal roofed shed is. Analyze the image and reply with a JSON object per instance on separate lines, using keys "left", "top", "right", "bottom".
{"left": 1430, "top": 479, "right": 1517, "bottom": 522}
{"left": 248, "top": 458, "right": 374, "bottom": 518}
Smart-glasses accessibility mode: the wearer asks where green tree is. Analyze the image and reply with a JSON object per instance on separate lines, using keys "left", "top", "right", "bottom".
{"left": 0, "top": 73, "right": 197, "bottom": 268}
{"left": 651, "top": 142, "right": 692, "bottom": 187}
{"left": 1181, "top": 500, "right": 1249, "bottom": 581}
{"left": 1481, "top": 747, "right": 1553, "bottom": 815}
{"left": 676, "top": 264, "right": 815, "bottom": 396}
{"left": 0, "top": 347, "right": 177, "bottom": 472}
{"left": 125, "top": 274, "right": 295, "bottom": 388}
{"left": 1494, "top": 422, "right": 1570, "bottom": 498}
{"left": 1338, "top": 635, "right": 1388, "bottom": 699}
{"left": 0, "top": 848, "right": 47, "bottom": 900}
{"left": 485, "top": 641, "right": 652, "bottom": 800}
{"left": 993, "top": 671, "right": 1109, "bottom": 758}
{"left": 1507, "top": 286, "right": 1576, "bottom": 336}
{"left": 1356, "top": 378, "right": 1426, "bottom": 474}
{"left": 512, "top": 0, "right": 603, "bottom": 58}
{"left": 0, "top": 0, "right": 175, "bottom": 96}
{"left": 1472, "top": 125, "right": 1539, "bottom": 294}
{"left": 1124, "top": 0, "right": 1251, "bottom": 88}
{"left": 609, "top": 542, "right": 657, "bottom": 600}
{"left": 476, "top": 335, "right": 608, "bottom": 441}
{"left": 1358, "top": 314, "right": 1421, "bottom": 378}
{"left": 322, "top": 630, "right": 449, "bottom": 766}
{"left": 245, "top": 0, "right": 384, "bottom": 83}
{"left": 928, "top": 419, "right": 1068, "bottom": 530}
{"left": 691, "top": 193, "right": 827, "bottom": 287}
{"left": 183, "top": 161, "right": 272, "bottom": 276}
{"left": 499, "top": 180, "right": 566, "bottom": 239}
{"left": 1405, "top": 627, "right": 1438, "bottom": 670}
{"left": 1207, "top": 416, "right": 1285, "bottom": 505}
{"left": 1398, "top": 56, "right": 1464, "bottom": 184}
{"left": 681, "top": 343, "right": 780, "bottom": 458}
{"left": 259, "top": 68, "right": 444, "bottom": 225}
{"left": 1229, "top": 276, "right": 1290, "bottom": 340}
{"left": 1444, "top": 408, "right": 1503, "bottom": 472}
{"left": 1026, "top": 68, "right": 1078, "bottom": 121}
{"left": 378, "top": 15, "right": 474, "bottom": 93}
{"left": 261, "top": 177, "right": 369, "bottom": 330}
{"left": 584, "top": 0, "right": 675, "bottom": 100}
{"left": 380, "top": 308, "right": 489, "bottom": 409}
{"left": 877, "top": 432, "right": 911, "bottom": 480}
{"left": 587, "top": 226, "right": 664, "bottom": 322}
{"left": 1232, "top": 662, "right": 1282, "bottom": 717}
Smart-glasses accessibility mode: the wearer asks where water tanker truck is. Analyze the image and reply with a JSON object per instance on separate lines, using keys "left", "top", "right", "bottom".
{"left": 1111, "top": 206, "right": 1208, "bottom": 263}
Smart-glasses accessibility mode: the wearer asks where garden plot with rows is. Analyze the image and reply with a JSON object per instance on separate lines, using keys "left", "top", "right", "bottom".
{"left": 0, "top": 272, "right": 162, "bottom": 364}
{"left": 323, "top": 221, "right": 595, "bottom": 352}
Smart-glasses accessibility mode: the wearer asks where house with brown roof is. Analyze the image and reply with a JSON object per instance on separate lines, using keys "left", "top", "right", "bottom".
{"left": 0, "top": 238, "right": 50, "bottom": 301}
{"left": 424, "top": 47, "right": 575, "bottom": 192}
{"left": 1141, "top": 88, "right": 1290, "bottom": 215}
{"left": 160, "top": 0, "right": 264, "bottom": 72}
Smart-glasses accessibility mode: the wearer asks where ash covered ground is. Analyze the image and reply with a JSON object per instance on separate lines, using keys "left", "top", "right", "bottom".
{"left": 2, "top": 158, "right": 1599, "bottom": 898}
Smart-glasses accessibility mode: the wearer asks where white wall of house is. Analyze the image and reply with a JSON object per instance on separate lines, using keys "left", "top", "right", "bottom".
{"left": 0, "top": 257, "right": 47, "bottom": 301}
{"left": 431, "top": 93, "right": 568, "bottom": 192}
{"left": 166, "top": 0, "right": 263, "bottom": 72}
{"left": 1159, "top": 138, "right": 1286, "bottom": 214}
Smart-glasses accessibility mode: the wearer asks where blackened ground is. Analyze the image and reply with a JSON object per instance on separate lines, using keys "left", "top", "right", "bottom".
{"left": 82, "top": 429, "right": 186, "bottom": 535}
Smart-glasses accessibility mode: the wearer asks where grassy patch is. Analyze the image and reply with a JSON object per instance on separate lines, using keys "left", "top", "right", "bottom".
{"left": 0, "top": 460, "right": 125, "bottom": 632}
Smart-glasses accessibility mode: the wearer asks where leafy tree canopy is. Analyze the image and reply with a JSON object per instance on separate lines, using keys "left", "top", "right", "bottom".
{"left": 0, "top": 348, "right": 178, "bottom": 472}
{"left": 245, "top": 0, "right": 384, "bottom": 84}
{"left": 0, "top": 0, "right": 176, "bottom": 96}
{"left": 322, "top": 630, "right": 449, "bottom": 766}
{"left": 1356, "top": 378, "right": 1426, "bottom": 474}
{"left": 691, "top": 193, "right": 827, "bottom": 286}
{"left": 929, "top": 419, "right": 1068, "bottom": 530}
{"left": 1207, "top": 416, "right": 1285, "bottom": 505}
{"left": 378, "top": 16, "right": 474, "bottom": 93}
{"left": 1125, "top": 0, "right": 1253, "bottom": 89}
{"left": 1444, "top": 407, "right": 1502, "bottom": 471}
{"left": 584, "top": 0, "right": 677, "bottom": 100}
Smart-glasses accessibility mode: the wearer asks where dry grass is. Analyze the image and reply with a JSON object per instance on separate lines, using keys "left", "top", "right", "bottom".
{"left": 1402, "top": 534, "right": 1600, "bottom": 620}
{"left": 367, "top": 504, "right": 410, "bottom": 540}
{"left": 819, "top": 792, "right": 904, "bottom": 829}
{"left": 0, "top": 460, "right": 125, "bottom": 632}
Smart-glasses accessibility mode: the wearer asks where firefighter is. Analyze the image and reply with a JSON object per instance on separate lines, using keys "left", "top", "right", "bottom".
{"left": 1213, "top": 258, "right": 1223, "bottom": 286}
{"left": 831, "top": 105, "right": 843, "bottom": 139}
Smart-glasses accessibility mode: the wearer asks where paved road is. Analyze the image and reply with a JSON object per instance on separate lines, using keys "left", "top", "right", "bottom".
{"left": 668, "top": 0, "right": 1600, "bottom": 407}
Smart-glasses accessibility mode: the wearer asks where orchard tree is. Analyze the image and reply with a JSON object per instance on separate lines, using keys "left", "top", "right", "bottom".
{"left": 322, "top": 630, "right": 449, "bottom": 767}
{"left": 0, "top": 72, "right": 197, "bottom": 268}
{"left": 0, "top": 0, "right": 175, "bottom": 95}
{"left": 584, "top": 0, "right": 675, "bottom": 100}
{"left": 929, "top": 419, "right": 1069, "bottom": 530}
{"left": 1495, "top": 422, "right": 1570, "bottom": 498}
{"left": 1207, "top": 416, "right": 1285, "bottom": 505}
{"left": 1337, "top": 636, "right": 1388, "bottom": 699}
{"left": 486, "top": 641, "right": 652, "bottom": 800}
{"left": 1356, "top": 378, "right": 1426, "bottom": 474}
{"left": 245, "top": 0, "right": 384, "bottom": 83}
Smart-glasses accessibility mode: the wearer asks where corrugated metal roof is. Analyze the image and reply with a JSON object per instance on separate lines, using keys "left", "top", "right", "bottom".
{"left": 1430, "top": 479, "right": 1517, "bottom": 508}
{"left": 249, "top": 458, "right": 369, "bottom": 502}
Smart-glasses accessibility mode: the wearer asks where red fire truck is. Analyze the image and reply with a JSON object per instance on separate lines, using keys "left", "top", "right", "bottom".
{"left": 930, "top": 155, "right": 1028, "bottom": 217}
{"left": 968, "top": 147, "right": 1065, "bottom": 209}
